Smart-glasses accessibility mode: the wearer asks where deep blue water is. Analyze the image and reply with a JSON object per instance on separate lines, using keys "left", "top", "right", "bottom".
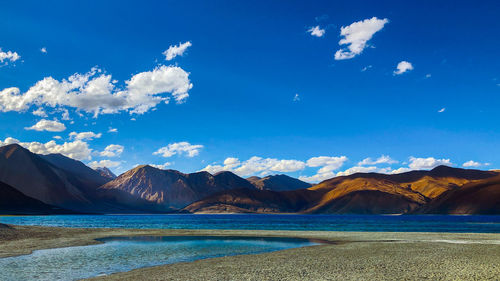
{"left": 2, "top": 214, "right": 500, "bottom": 233}
{"left": 0, "top": 236, "right": 316, "bottom": 281}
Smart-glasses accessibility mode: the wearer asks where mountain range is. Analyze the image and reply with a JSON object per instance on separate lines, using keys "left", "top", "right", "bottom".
{"left": 0, "top": 143, "right": 498, "bottom": 215}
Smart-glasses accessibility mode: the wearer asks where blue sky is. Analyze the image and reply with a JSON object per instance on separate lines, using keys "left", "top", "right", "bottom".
{"left": 0, "top": 0, "right": 499, "bottom": 182}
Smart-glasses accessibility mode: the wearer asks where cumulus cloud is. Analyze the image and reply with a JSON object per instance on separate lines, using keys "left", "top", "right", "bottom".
{"left": 393, "top": 61, "right": 414, "bottom": 75}
{"left": 0, "top": 137, "right": 92, "bottom": 160}
{"left": 202, "top": 156, "right": 307, "bottom": 177}
{"left": 463, "top": 160, "right": 490, "bottom": 168}
{"left": 0, "top": 65, "right": 192, "bottom": 116}
{"left": 100, "top": 144, "right": 124, "bottom": 157}
{"left": 298, "top": 156, "right": 349, "bottom": 182}
{"left": 334, "top": 17, "right": 388, "bottom": 60}
{"left": 154, "top": 142, "right": 203, "bottom": 158}
{"left": 358, "top": 155, "right": 397, "bottom": 166}
{"left": 336, "top": 166, "right": 391, "bottom": 177}
{"left": 32, "top": 108, "right": 48, "bottom": 117}
{"left": 88, "top": 159, "right": 120, "bottom": 168}
{"left": 150, "top": 162, "right": 172, "bottom": 169}
{"left": 40, "top": 47, "right": 47, "bottom": 53}
{"left": 25, "top": 119, "right": 66, "bottom": 132}
{"left": 408, "top": 157, "right": 452, "bottom": 170}
{"left": 163, "top": 41, "right": 192, "bottom": 61}
{"left": 108, "top": 127, "right": 118, "bottom": 133}
{"left": 0, "top": 48, "right": 20, "bottom": 64}
{"left": 69, "top": 131, "right": 102, "bottom": 141}
{"left": 308, "top": 26, "right": 325, "bottom": 37}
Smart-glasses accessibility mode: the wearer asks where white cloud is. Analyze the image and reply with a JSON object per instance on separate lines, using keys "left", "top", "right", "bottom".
{"left": 293, "top": 93, "right": 300, "bottom": 102}
{"left": 202, "top": 156, "right": 307, "bottom": 177}
{"left": 40, "top": 47, "right": 47, "bottom": 53}
{"left": 358, "top": 155, "right": 397, "bottom": 166}
{"left": 163, "top": 41, "right": 192, "bottom": 61}
{"left": 32, "top": 108, "right": 48, "bottom": 117}
{"left": 306, "top": 156, "right": 347, "bottom": 169}
{"left": 69, "top": 131, "right": 102, "bottom": 141}
{"left": 438, "top": 108, "right": 445, "bottom": 113}
{"left": 150, "top": 162, "right": 172, "bottom": 169}
{"left": 53, "top": 135, "right": 62, "bottom": 140}
{"left": 0, "top": 48, "right": 20, "bottom": 63}
{"left": 408, "top": 157, "right": 452, "bottom": 170}
{"left": 308, "top": 25, "right": 325, "bottom": 37}
{"left": 336, "top": 166, "right": 391, "bottom": 177}
{"left": 25, "top": 119, "right": 66, "bottom": 132}
{"left": 0, "top": 65, "right": 192, "bottom": 116}
{"left": 108, "top": 127, "right": 118, "bottom": 133}
{"left": 463, "top": 160, "right": 490, "bottom": 168}
{"left": 154, "top": 142, "right": 203, "bottom": 158}
{"left": 298, "top": 156, "right": 348, "bottom": 182}
{"left": 88, "top": 159, "right": 120, "bottom": 169}
{"left": 334, "top": 17, "right": 388, "bottom": 60}
{"left": 0, "top": 137, "right": 92, "bottom": 160}
{"left": 389, "top": 167, "right": 412, "bottom": 174}
{"left": 425, "top": 73, "right": 432, "bottom": 78}
{"left": 100, "top": 144, "right": 124, "bottom": 157}
{"left": 393, "top": 61, "right": 414, "bottom": 75}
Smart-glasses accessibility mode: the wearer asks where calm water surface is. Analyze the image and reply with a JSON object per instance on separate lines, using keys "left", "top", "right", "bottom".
{"left": 2, "top": 214, "right": 500, "bottom": 233}
{"left": 0, "top": 236, "right": 316, "bottom": 281}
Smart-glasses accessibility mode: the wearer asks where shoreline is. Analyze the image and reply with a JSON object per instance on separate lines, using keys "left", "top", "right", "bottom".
{"left": 1, "top": 224, "right": 499, "bottom": 280}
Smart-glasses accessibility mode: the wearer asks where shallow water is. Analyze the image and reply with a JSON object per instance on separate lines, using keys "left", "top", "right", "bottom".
{"left": 2, "top": 214, "right": 500, "bottom": 233}
{"left": 0, "top": 236, "right": 317, "bottom": 281}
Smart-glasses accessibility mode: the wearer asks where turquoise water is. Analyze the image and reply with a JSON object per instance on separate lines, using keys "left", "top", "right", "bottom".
{"left": 2, "top": 214, "right": 500, "bottom": 233}
{"left": 0, "top": 236, "right": 317, "bottom": 281}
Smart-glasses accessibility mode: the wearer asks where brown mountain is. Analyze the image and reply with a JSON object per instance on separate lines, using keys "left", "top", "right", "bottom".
{"left": 99, "top": 165, "right": 256, "bottom": 210}
{"left": 0, "top": 144, "right": 110, "bottom": 212}
{"left": 0, "top": 181, "right": 72, "bottom": 215}
{"left": 183, "top": 166, "right": 499, "bottom": 214}
{"left": 413, "top": 175, "right": 500, "bottom": 215}
{"left": 247, "top": 174, "right": 312, "bottom": 191}
{"left": 95, "top": 167, "right": 117, "bottom": 180}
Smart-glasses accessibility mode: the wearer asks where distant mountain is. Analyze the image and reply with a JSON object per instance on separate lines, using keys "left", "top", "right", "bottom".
{"left": 184, "top": 166, "right": 499, "bottom": 214}
{"left": 95, "top": 167, "right": 117, "bottom": 180}
{"left": 413, "top": 175, "right": 500, "bottom": 215}
{"left": 0, "top": 144, "right": 110, "bottom": 212}
{"left": 100, "top": 165, "right": 255, "bottom": 210}
{"left": 0, "top": 181, "right": 72, "bottom": 215}
{"left": 247, "top": 174, "right": 312, "bottom": 191}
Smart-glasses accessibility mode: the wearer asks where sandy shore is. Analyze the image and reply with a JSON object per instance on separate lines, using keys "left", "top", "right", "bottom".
{"left": 1, "top": 224, "right": 499, "bottom": 280}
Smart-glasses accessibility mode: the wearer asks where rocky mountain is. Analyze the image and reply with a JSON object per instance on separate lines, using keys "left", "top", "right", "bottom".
{"left": 0, "top": 144, "right": 111, "bottom": 212}
{"left": 413, "top": 175, "right": 500, "bottom": 215}
{"left": 95, "top": 167, "right": 117, "bottom": 180}
{"left": 99, "top": 165, "right": 256, "bottom": 210}
{"left": 247, "top": 174, "right": 312, "bottom": 191}
{"left": 0, "top": 181, "right": 72, "bottom": 215}
{"left": 184, "top": 166, "right": 499, "bottom": 214}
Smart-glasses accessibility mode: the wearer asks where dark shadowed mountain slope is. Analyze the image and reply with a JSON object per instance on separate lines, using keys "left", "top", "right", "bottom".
{"left": 40, "top": 153, "right": 110, "bottom": 188}
{"left": 99, "top": 165, "right": 256, "bottom": 210}
{"left": 413, "top": 175, "right": 500, "bottom": 215}
{"left": 0, "top": 144, "right": 110, "bottom": 212}
{"left": 183, "top": 188, "right": 320, "bottom": 213}
{"left": 0, "top": 181, "right": 72, "bottom": 215}
{"left": 95, "top": 167, "right": 117, "bottom": 180}
{"left": 247, "top": 174, "right": 312, "bottom": 191}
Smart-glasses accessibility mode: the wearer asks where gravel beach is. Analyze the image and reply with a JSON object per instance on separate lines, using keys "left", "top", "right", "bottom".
{"left": 1, "top": 224, "right": 499, "bottom": 280}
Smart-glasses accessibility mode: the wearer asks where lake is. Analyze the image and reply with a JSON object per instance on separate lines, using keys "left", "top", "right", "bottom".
{"left": 0, "top": 236, "right": 317, "bottom": 281}
{"left": 2, "top": 214, "right": 500, "bottom": 233}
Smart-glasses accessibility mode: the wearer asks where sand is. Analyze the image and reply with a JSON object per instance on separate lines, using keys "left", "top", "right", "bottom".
{"left": 1, "top": 224, "right": 499, "bottom": 280}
